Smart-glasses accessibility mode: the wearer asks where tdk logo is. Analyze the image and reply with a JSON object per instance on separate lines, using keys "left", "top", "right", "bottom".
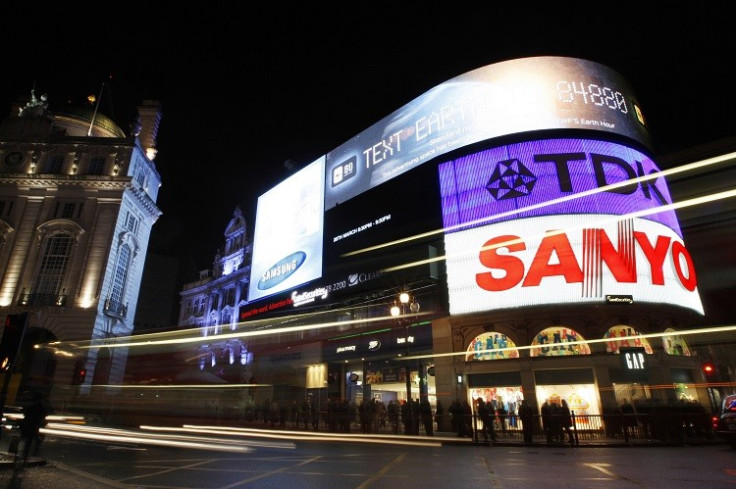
{"left": 486, "top": 158, "right": 537, "bottom": 200}
{"left": 485, "top": 152, "right": 668, "bottom": 205}
{"left": 258, "top": 251, "right": 306, "bottom": 290}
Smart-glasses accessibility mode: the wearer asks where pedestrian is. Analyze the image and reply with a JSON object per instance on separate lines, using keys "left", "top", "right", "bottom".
{"left": 541, "top": 399, "right": 553, "bottom": 444}
{"left": 19, "top": 391, "right": 49, "bottom": 461}
{"left": 388, "top": 400, "right": 399, "bottom": 434}
{"left": 435, "top": 400, "right": 444, "bottom": 432}
{"left": 10, "top": 391, "right": 49, "bottom": 486}
{"left": 310, "top": 398, "right": 319, "bottom": 430}
{"left": 497, "top": 401, "right": 508, "bottom": 435}
{"left": 551, "top": 399, "right": 564, "bottom": 442}
{"left": 620, "top": 398, "right": 637, "bottom": 437}
{"left": 519, "top": 399, "right": 534, "bottom": 445}
{"left": 449, "top": 399, "right": 463, "bottom": 436}
{"left": 401, "top": 400, "right": 412, "bottom": 435}
{"left": 420, "top": 397, "right": 434, "bottom": 436}
{"left": 560, "top": 399, "right": 575, "bottom": 445}
{"left": 477, "top": 398, "right": 496, "bottom": 442}
{"left": 462, "top": 400, "right": 473, "bottom": 437}
{"left": 300, "top": 398, "right": 310, "bottom": 429}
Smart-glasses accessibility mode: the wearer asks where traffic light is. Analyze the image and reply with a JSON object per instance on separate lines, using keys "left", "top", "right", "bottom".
{"left": 0, "top": 313, "right": 28, "bottom": 371}
{"left": 702, "top": 362, "right": 717, "bottom": 378}
{"left": 72, "top": 358, "right": 86, "bottom": 385}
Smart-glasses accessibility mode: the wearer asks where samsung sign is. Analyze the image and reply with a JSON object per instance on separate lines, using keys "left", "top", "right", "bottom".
{"left": 249, "top": 157, "right": 325, "bottom": 303}
{"left": 441, "top": 138, "right": 703, "bottom": 316}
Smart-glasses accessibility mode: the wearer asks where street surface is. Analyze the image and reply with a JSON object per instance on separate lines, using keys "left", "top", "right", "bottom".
{"left": 1, "top": 435, "right": 735, "bottom": 488}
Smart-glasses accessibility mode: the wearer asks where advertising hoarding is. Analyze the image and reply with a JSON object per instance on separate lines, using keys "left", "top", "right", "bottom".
{"left": 248, "top": 157, "right": 325, "bottom": 302}
{"left": 441, "top": 138, "right": 703, "bottom": 316}
{"left": 444, "top": 212, "right": 702, "bottom": 315}
{"left": 325, "top": 56, "right": 650, "bottom": 210}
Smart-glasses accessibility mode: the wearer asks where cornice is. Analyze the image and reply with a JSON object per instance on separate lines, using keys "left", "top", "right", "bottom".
{"left": 0, "top": 174, "right": 131, "bottom": 190}
{"left": 125, "top": 186, "right": 162, "bottom": 220}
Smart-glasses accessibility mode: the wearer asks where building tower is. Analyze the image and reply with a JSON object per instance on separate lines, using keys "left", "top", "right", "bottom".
{"left": 0, "top": 90, "right": 163, "bottom": 405}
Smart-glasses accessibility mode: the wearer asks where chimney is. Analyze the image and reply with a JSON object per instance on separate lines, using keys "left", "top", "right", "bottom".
{"left": 136, "top": 100, "right": 162, "bottom": 161}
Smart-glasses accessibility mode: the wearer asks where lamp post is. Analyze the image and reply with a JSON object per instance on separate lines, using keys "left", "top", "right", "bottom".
{"left": 391, "top": 291, "right": 420, "bottom": 435}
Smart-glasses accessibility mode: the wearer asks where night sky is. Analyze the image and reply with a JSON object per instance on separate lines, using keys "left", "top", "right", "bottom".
{"left": 2, "top": 3, "right": 734, "bottom": 273}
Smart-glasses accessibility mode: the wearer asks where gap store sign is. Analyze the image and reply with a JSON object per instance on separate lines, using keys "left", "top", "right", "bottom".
{"left": 440, "top": 138, "right": 703, "bottom": 315}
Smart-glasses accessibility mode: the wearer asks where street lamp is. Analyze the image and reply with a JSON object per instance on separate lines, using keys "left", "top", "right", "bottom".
{"left": 391, "top": 291, "right": 420, "bottom": 434}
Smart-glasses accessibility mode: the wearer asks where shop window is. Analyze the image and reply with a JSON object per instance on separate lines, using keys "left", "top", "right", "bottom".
{"left": 604, "top": 325, "right": 653, "bottom": 354}
{"left": 465, "top": 332, "right": 519, "bottom": 361}
{"left": 662, "top": 327, "right": 692, "bottom": 356}
{"left": 530, "top": 326, "right": 590, "bottom": 357}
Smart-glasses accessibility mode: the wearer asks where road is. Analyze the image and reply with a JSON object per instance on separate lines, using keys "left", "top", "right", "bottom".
{"left": 2, "top": 434, "right": 735, "bottom": 488}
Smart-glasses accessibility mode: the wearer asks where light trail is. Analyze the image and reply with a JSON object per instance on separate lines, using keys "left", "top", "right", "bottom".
{"left": 343, "top": 151, "right": 736, "bottom": 258}
{"left": 401, "top": 323, "right": 736, "bottom": 361}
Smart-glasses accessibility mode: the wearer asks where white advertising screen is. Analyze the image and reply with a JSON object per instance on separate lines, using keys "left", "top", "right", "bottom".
{"left": 445, "top": 214, "right": 703, "bottom": 315}
{"left": 248, "top": 157, "right": 326, "bottom": 302}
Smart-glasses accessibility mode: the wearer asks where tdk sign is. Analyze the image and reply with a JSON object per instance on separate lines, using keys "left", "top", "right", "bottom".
{"left": 441, "top": 138, "right": 680, "bottom": 236}
{"left": 258, "top": 251, "right": 306, "bottom": 290}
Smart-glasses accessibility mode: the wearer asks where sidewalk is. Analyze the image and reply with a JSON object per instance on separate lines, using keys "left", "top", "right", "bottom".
{"left": 0, "top": 434, "right": 725, "bottom": 489}
{"left": 0, "top": 455, "right": 128, "bottom": 488}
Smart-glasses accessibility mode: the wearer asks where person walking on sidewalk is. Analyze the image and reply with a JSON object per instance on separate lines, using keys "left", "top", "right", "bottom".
{"left": 559, "top": 399, "right": 575, "bottom": 445}
{"left": 477, "top": 398, "right": 496, "bottom": 443}
{"left": 519, "top": 399, "right": 534, "bottom": 445}
{"left": 10, "top": 391, "right": 50, "bottom": 487}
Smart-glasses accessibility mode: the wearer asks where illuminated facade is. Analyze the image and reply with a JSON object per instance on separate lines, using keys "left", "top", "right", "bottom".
{"left": 175, "top": 57, "right": 733, "bottom": 427}
{"left": 0, "top": 92, "right": 162, "bottom": 403}
{"left": 178, "top": 207, "right": 253, "bottom": 382}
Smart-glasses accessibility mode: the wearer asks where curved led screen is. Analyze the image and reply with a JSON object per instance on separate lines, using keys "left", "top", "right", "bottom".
{"left": 325, "top": 56, "right": 649, "bottom": 210}
{"left": 441, "top": 138, "right": 703, "bottom": 316}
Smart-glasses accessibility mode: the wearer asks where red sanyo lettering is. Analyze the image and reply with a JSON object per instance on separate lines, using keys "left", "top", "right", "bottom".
{"left": 475, "top": 230, "right": 697, "bottom": 291}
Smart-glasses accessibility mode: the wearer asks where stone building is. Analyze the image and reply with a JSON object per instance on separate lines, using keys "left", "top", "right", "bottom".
{"left": 0, "top": 90, "right": 163, "bottom": 406}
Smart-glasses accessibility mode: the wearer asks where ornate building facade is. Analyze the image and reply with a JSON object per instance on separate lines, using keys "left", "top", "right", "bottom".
{"left": 0, "top": 91, "right": 163, "bottom": 405}
{"left": 178, "top": 207, "right": 253, "bottom": 382}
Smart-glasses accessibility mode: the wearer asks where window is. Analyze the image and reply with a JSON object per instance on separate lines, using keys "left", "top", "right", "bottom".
{"left": 88, "top": 156, "right": 105, "bottom": 175}
{"left": 34, "top": 232, "right": 73, "bottom": 298}
{"left": 0, "top": 200, "right": 12, "bottom": 217}
{"left": 46, "top": 154, "right": 65, "bottom": 174}
{"left": 106, "top": 244, "right": 132, "bottom": 318}
{"left": 125, "top": 212, "right": 138, "bottom": 233}
{"left": 135, "top": 169, "right": 146, "bottom": 187}
{"left": 54, "top": 201, "right": 83, "bottom": 219}
{"left": 225, "top": 288, "right": 235, "bottom": 307}
{"left": 111, "top": 245, "right": 131, "bottom": 305}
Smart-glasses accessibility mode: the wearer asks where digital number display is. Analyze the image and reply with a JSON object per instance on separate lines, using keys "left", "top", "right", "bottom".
{"left": 556, "top": 81, "right": 628, "bottom": 114}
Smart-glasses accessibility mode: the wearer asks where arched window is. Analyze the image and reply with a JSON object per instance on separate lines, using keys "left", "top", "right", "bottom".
{"left": 662, "top": 328, "right": 692, "bottom": 356}
{"left": 34, "top": 232, "right": 73, "bottom": 301}
{"left": 604, "top": 325, "right": 653, "bottom": 354}
{"left": 465, "top": 332, "right": 519, "bottom": 361}
{"left": 530, "top": 326, "right": 591, "bottom": 357}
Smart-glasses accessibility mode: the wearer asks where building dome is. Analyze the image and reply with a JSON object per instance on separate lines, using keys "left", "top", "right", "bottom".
{"left": 51, "top": 105, "right": 127, "bottom": 138}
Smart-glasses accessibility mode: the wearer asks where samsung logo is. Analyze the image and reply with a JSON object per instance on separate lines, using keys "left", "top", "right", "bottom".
{"left": 258, "top": 251, "right": 306, "bottom": 290}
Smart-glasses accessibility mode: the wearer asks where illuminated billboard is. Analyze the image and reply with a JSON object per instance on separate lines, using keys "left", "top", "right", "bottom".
{"left": 441, "top": 138, "right": 703, "bottom": 316}
{"left": 325, "top": 56, "right": 649, "bottom": 210}
{"left": 248, "top": 157, "right": 325, "bottom": 302}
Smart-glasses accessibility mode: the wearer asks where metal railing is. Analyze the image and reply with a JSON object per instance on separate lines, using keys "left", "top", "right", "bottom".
{"left": 58, "top": 395, "right": 718, "bottom": 447}
{"left": 17, "top": 292, "right": 67, "bottom": 307}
